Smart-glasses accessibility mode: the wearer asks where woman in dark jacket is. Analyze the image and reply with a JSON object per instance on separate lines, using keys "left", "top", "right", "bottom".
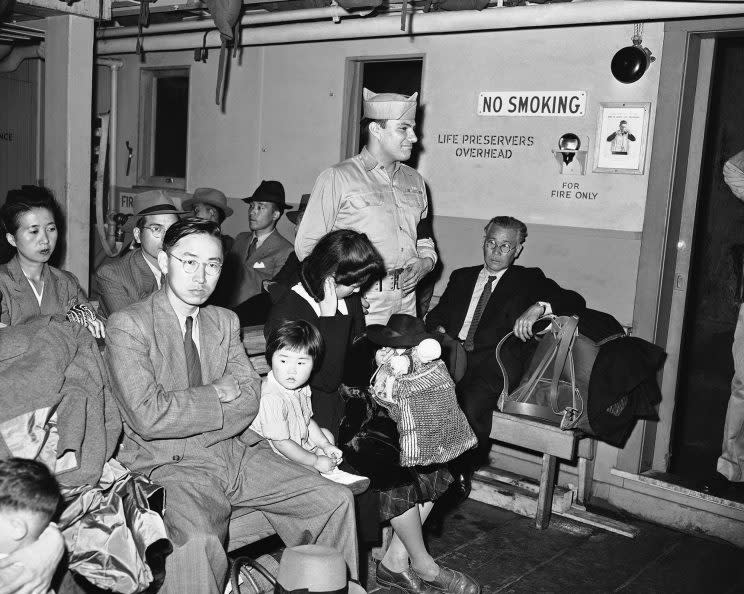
{"left": 264, "top": 229, "right": 385, "bottom": 441}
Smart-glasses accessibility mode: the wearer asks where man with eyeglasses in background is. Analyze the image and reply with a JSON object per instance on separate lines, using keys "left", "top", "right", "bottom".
{"left": 105, "top": 218, "right": 358, "bottom": 593}
{"left": 94, "top": 190, "right": 184, "bottom": 317}
{"left": 425, "top": 216, "right": 585, "bottom": 498}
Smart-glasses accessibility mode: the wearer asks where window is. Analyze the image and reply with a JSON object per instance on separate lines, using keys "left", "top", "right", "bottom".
{"left": 138, "top": 68, "right": 189, "bottom": 189}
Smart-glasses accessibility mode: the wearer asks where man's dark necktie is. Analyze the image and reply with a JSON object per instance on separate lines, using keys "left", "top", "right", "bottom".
{"left": 246, "top": 235, "right": 258, "bottom": 260}
{"left": 463, "top": 275, "right": 498, "bottom": 352}
{"left": 184, "top": 316, "right": 202, "bottom": 387}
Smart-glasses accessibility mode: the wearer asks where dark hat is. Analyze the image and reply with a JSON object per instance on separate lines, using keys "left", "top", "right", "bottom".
{"left": 182, "top": 187, "right": 234, "bottom": 218}
{"left": 287, "top": 193, "right": 310, "bottom": 225}
{"left": 133, "top": 190, "right": 187, "bottom": 217}
{"left": 242, "top": 180, "right": 287, "bottom": 210}
{"left": 366, "top": 314, "right": 433, "bottom": 348}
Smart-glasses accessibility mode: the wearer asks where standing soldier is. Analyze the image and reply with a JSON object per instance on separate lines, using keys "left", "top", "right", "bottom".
{"left": 295, "top": 89, "right": 436, "bottom": 325}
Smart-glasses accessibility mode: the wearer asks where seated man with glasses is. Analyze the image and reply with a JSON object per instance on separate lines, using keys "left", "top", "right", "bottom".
{"left": 105, "top": 218, "right": 358, "bottom": 594}
{"left": 94, "top": 190, "right": 184, "bottom": 316}
{"left": 425, "top": 215, "right": 585, "bottom": 498}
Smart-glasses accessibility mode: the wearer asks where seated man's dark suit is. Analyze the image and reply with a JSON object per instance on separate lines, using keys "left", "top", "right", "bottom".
{"left": 106, "top": 289, "right": 357, "bottom": 593}
{"left": 93, "top": 248, "right": 158, "bottom": 317}
{"left": 425, "top": 264, "right": 585, "bottom": 460}
{"left": 221, "top": 229, "right": 293, "bottom": 307}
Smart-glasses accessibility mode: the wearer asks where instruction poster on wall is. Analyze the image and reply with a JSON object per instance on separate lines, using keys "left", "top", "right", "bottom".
{"left": 593, "top": 102, "right": 650, "bottom": 174}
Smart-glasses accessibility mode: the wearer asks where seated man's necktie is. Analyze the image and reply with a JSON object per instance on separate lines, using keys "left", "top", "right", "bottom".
{"left": 184, "top": 316, "right": 203, "bottom": 387}
{"left": 463, "top": 275, "right": 498, "bottom": 352}
{"left": 246, "top": 236, "right": 258, "bottom": 260}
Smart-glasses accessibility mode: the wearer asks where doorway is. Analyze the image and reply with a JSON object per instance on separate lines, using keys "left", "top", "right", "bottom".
{"left": 341, "top": 56, "right": 423, "bottom": 162}
{"left": 668, "top": 37, "right": 744, "bottom": 499}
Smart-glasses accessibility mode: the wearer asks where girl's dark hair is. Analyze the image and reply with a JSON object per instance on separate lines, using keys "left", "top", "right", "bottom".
{"left": 1, "top": 186, "right": 61, "bottom": 237}
{"left": 265, "top": 320, "right": 325, "bottom": 369}
{"left": 162, "top": 217, "right": 221, "bottom": 252}
{"left": 300, "top": 229, "right": 385, "bottom": 301}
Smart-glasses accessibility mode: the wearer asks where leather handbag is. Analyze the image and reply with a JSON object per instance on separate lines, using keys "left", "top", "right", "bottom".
{"left": 339, "top": 385, "right": 421, "bottom": 490}
{"left": 496, "top": 315, "right": 599, "bottom": 431}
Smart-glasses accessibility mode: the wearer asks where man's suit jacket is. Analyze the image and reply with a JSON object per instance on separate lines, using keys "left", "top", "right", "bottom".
{"left": 425, "top": 264, "right": 586, "bottom": 377}
{"left": 221, "top": 229, "right": 294, "bottom": 307}
{"left": 0, "top": 255, "right": 91, "bottom": 326}
{"left": 93, "top": 248, "right": 158, "bottom": 317}
{"left": 105, "top": 288, "right": 262, "bottom": 476}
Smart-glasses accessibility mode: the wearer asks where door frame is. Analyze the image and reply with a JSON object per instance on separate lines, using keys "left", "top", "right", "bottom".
{"left": 618, "top": 16, "right": 744, "bottom": 475}
{"left": 340, "top": 54, "right": 425, "bottom": 161}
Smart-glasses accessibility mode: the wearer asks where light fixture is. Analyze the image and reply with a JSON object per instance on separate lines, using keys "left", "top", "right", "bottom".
{"left": 611, "top": 24, "right": 656, "bottom": 84}
{"left": 552, "top": 133, "right": 588, "bottom": 175}
{"left": 557, "top": 133, "right": 581, "bottom": 166}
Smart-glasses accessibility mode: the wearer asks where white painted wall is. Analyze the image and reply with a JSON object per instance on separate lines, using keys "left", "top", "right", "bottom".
{"left": 0, "top": 60, "right": 40, "bottom": 206}
{"left": 98, "top": 22, "right": 664, "bottom": 493}
{"left": 101, "top": 23, "right": 661, "bottom": 326}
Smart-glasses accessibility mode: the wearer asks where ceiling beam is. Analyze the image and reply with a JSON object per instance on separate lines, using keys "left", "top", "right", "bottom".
{"left": 14, "top": 0, "right": 111, "bottom": 20}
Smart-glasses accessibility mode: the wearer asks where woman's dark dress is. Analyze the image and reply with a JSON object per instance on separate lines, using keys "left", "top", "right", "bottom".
{"left": 264, "top": 281, "right": 451, "bottom": 531}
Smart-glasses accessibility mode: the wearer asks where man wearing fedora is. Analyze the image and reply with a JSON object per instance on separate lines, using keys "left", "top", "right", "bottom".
{"left": 221, "top": 180, "right": 294, "bottom": 310}
{"left": 183, "top": 187, "right": 235, "bottom": 251}
{"left": 93, "top": 190, "right": 183, "bottom": 317}
{"left": 287, "top": 193, "right": 309, "bottom": 229}
{"left": 425, "top": 216, "right": 585, "bottom": 497}
{"left": 295, "top": 89, "right": 437, "bottom": 326}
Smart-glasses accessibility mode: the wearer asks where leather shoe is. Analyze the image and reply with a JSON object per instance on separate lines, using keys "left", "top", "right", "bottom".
{"left": 376, "top": 562, "right": 439, "bottom": 594}
{"left": 419, "top": 566, "right": 481, "bottom": 594}
{"left": 450, "top": 472, "right": 472, "bottom": 501}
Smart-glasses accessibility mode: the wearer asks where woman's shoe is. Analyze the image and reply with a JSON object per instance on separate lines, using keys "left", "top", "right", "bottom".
{"left": 376, "top": 562, "right": 439, "bottom": 594}
{"left": 418, "top": 566, "right": 481, "bottom": 594}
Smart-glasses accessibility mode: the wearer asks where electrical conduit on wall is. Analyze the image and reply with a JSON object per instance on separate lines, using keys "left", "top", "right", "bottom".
{"left": 97, "top": 1, "right": 744, "bottom": 55}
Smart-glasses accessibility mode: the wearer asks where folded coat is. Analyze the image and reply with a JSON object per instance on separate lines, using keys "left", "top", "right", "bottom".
{"left": 0, "top": 316, "right": 122, "bottom": 486}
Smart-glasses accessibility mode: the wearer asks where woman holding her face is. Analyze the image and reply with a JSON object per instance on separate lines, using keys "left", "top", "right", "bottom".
{"left": 265, "top": 229, "right": 385, "bottom": 440}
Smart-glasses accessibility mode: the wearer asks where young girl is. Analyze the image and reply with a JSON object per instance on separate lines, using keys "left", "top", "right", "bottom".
{"left": 251, "top": 320, "right": 368, "bottom": 491}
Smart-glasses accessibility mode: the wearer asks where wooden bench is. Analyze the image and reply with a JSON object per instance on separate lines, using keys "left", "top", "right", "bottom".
{"left": 242, "top": 324, "right": 271, "bottom": 376}
{"left": 488, "top": 410, "right": 595, "bottom": 529}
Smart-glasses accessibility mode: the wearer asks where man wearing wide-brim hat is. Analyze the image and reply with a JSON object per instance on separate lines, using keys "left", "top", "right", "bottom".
{"left": 93, "top": 189, "right": 184, "bottom": 317}
{"left": 184, "top": 187, "right": 236, "bottom": 252}
{"left": 294, "top": 88, "right": 437, "bottom": 326}
{"left": 287, "top": 193, "right": 309, "bottom": 227}
{"left": 220, "top": 180, "right": 293, "bottom": 311}
{"left": 183, "top": 187, "right": 235, "bottom": 223}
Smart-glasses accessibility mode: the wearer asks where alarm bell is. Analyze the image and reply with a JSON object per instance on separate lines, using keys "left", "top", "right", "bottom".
{"left": 612, "top": 36, "right": 655, "bottom": 84}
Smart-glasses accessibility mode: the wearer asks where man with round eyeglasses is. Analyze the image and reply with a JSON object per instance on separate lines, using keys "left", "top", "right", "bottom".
{"left": 94, "top": 190, "right": 184, "bottom": 317}
{"left": 105, "top": 218, "right": 359, "bottom": 593}
{"left": 425, "top": 216, "right": 585, "bottom": 498}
